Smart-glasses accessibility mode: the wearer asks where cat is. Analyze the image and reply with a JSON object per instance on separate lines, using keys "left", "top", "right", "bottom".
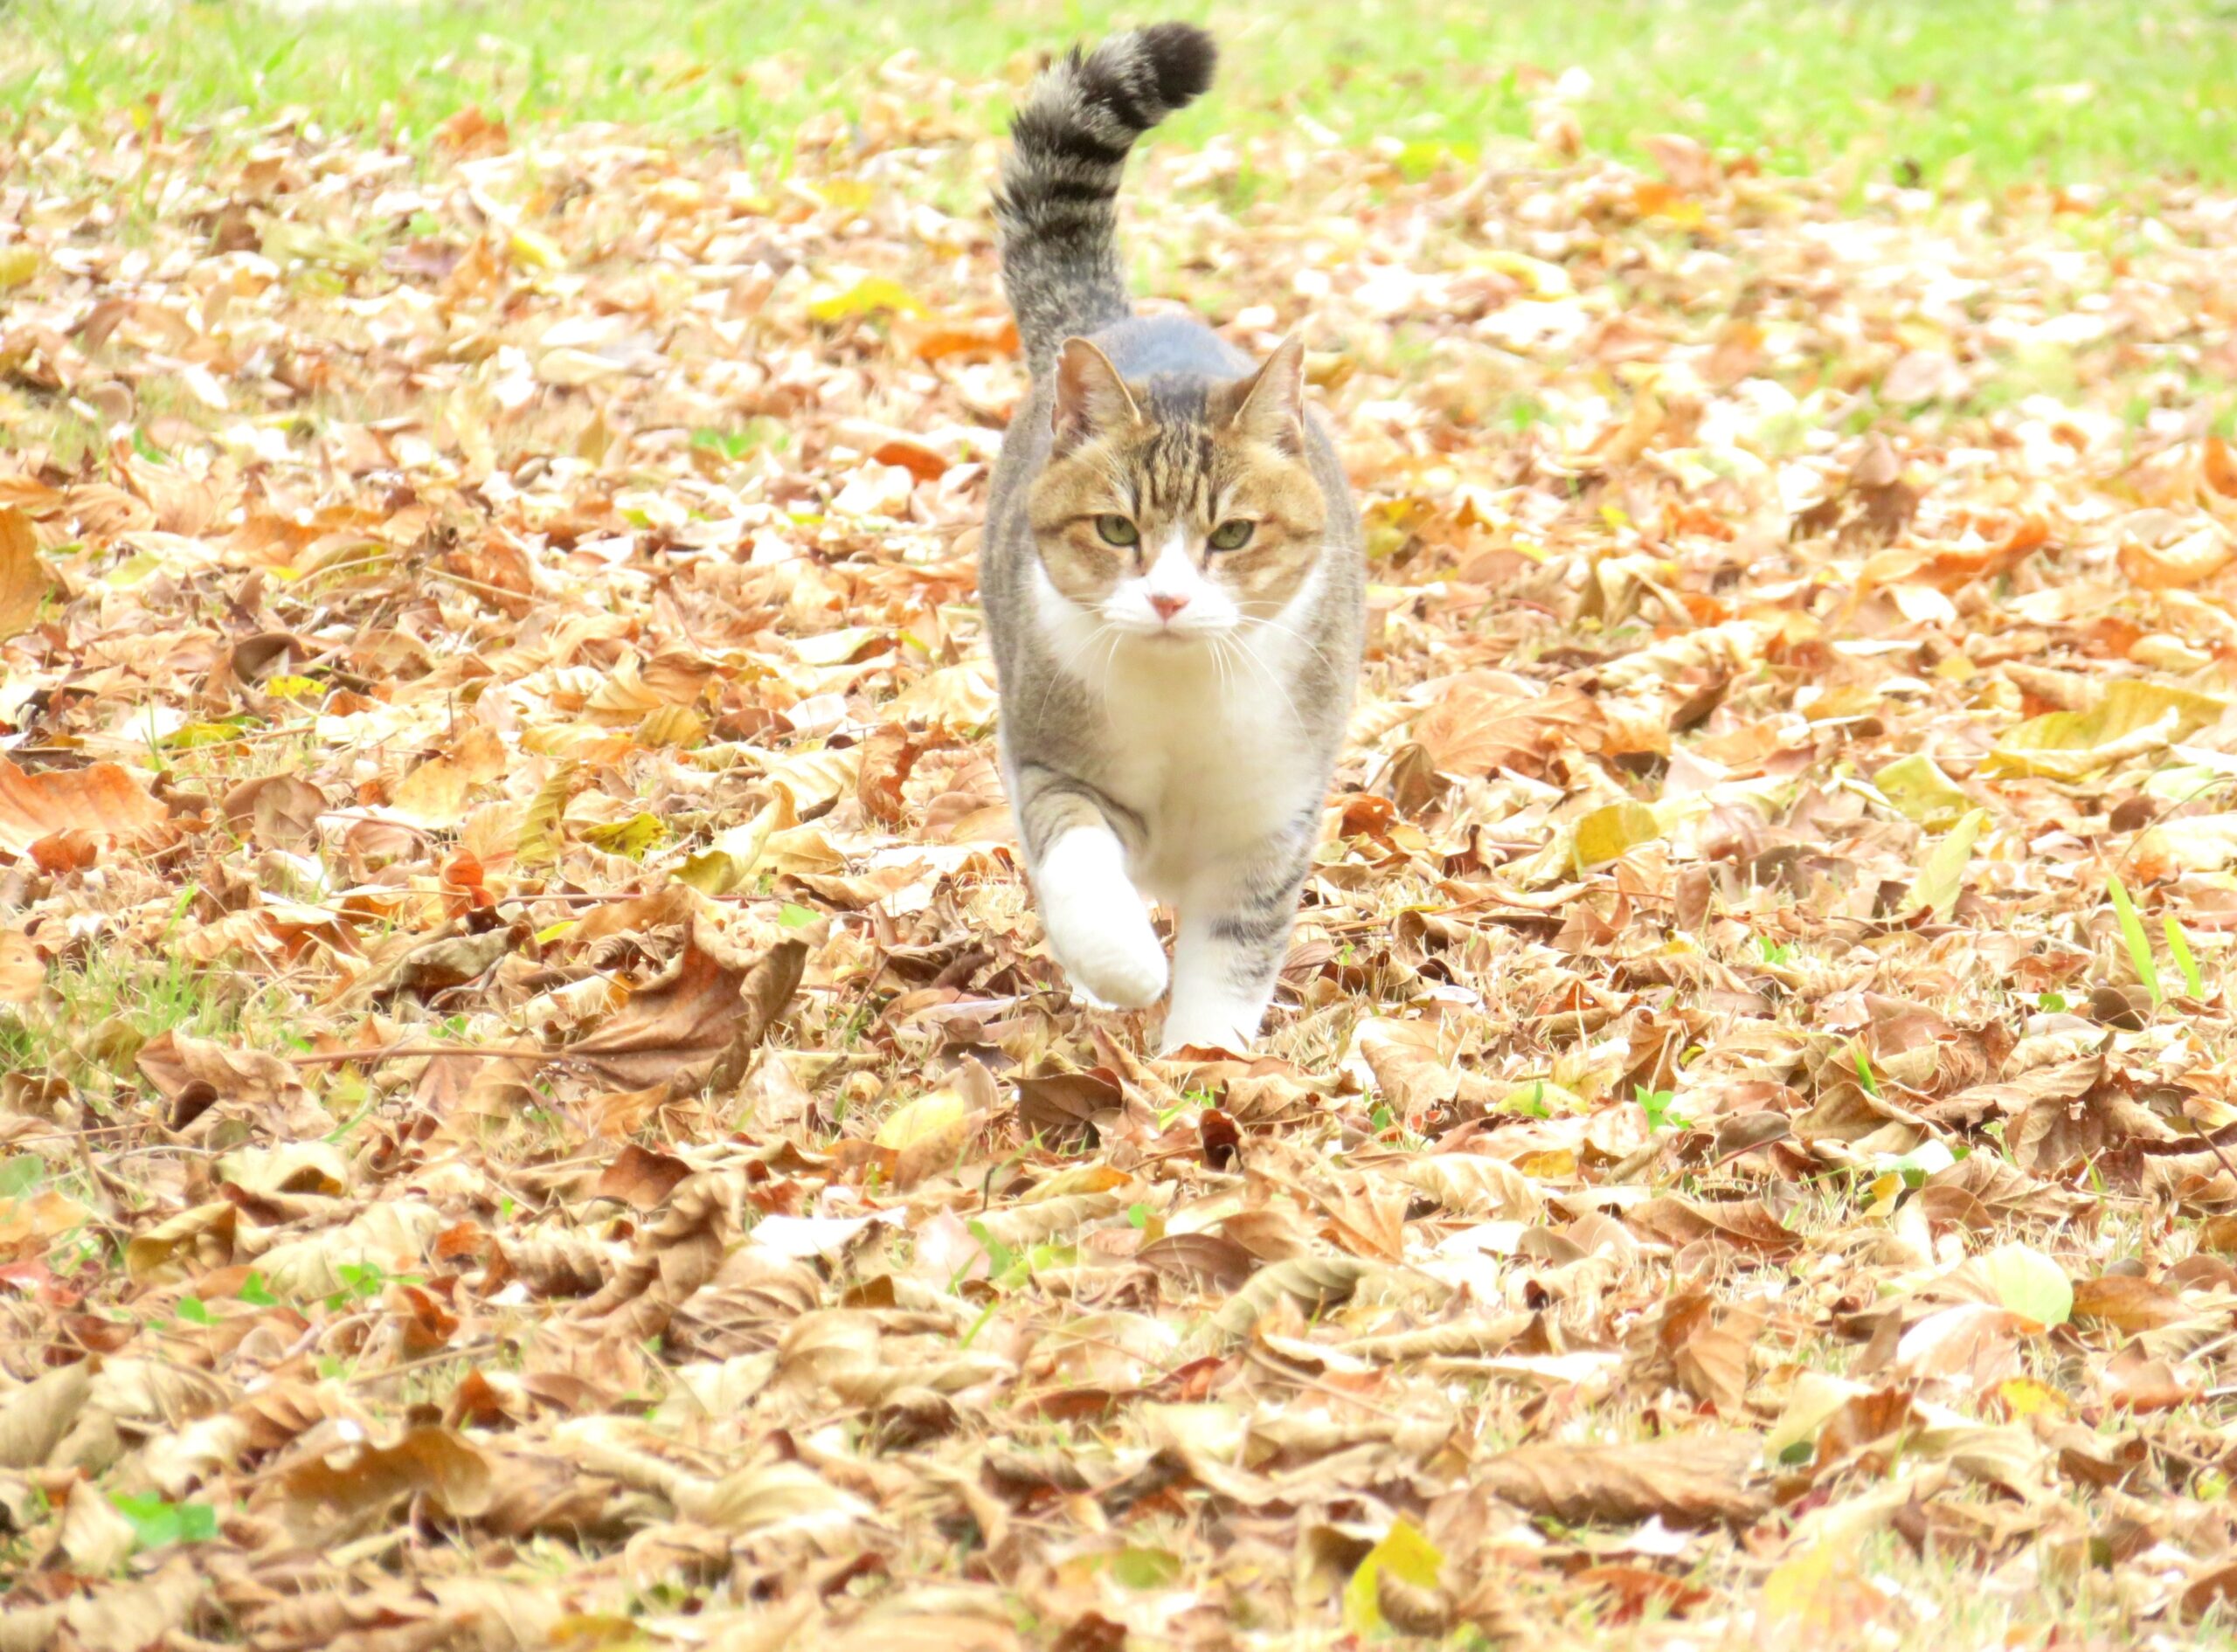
{"left": 980, "top": 21, "right": 1365, "bottom": 1054}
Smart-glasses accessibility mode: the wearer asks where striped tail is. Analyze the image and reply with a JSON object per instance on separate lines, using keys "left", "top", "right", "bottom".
{"left": 993, "top": 22, "right": 1217, "bottom": 374}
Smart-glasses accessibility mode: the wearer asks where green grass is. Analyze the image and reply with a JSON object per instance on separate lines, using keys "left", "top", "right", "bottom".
{"left": 8, "top": 0, "right": 2237, "bottom": 186}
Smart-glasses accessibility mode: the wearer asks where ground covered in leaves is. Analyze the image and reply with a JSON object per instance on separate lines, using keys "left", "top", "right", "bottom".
{"left": 12, "top": 48, "right": 2237, "bottom": 1652}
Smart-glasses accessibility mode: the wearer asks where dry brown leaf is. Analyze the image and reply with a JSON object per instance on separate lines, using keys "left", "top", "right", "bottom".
{"left": 136, "top": 1028, "right": 309, "bottom": 1130}
{"left": 59, "top": 1557, "right": 202, "bottom": 1650}
{"left": 281, "top": 1425, "right": 493, "bottom": 1537}
{"left": 223, "top": 771, "right": 326, "bottom": 848}
{"left": 1412, "top": 680, "right": 1600, "bottom": 777}
{"left": 576, "top": 1170, "right": 734, "bottom": 1343}
{"left": 1476, "top": 1435, "right": 1769, "bottom": 1526}
{"left": 565, "top": 930, "right": 803, "bottom": 1092}
{"left": 0, "top": 932, "right": 41, "bottom": 1003}
{"left": 1626, "top": 1196, "right": 1799, "bottom": 1257}
{"left": 1214, "top": 1255, "right": 1375, "bottom": 1338}
{"left": 0, "top": 1360, "right": 91, "bottom": 1468}
{"left": 391, "top": 722, "right": 509, "bottom": 826}
{"left": 596, "top": 1143, "right": 696, "bottom": 1209}
{"left": 57, "top": 1476, "right": 138, "bottom": 1572}
{"left": 2070, "top": 1275, "right": 2192, "bottom": 1333}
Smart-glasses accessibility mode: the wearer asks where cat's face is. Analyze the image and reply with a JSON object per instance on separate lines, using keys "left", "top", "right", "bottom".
{"left": 1026, "top": 336, "right": 1327, "bottom": 639}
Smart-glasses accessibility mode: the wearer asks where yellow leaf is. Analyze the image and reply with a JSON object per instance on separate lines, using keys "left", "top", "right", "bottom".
{"left": 508, "top": 226, "right": 565, "bottom": 272}
{"left": 582, "top": 813, "right": 666, "bottom": 859}
{"left": 1984, "top": 680, "right": 2224, "bottom": 780}
{"left": 762, "top": 746, "right": 860, "bottom": 812}
{"left": 636, "top": 705, "right": 705, "bottom": 749}
{"left": 875, "top": 1089, "right": 968, "bottom": 1152}
{"left": 1870, "top": 754, "right": 1971, "bottom": 828}
{"left": 1762, "top": 1541, "right": 1889, "bottom": 1636}
{"left": 103, "top": 550, "right": 164, "bottom": 588}
{"left": 1501, "top": 1079, "right": 1584, "bottom": 1115}
{"left": 1026, "top": 1165, "right": 1132, "bottom": 1201}
{"left": 161, "top": 720, "right": 254, "bottom": 750}
{"left": 0, "top": 246, "right": 39, "bottom": 290}
{"left": 1805, "top": 684, "right": 1879, "bottom": 723}
{"left": 516, "top": 761, "right": 578, "bottom": 867}
{"left": 1998, "top": 1377, "right": 2065, "bottom": 1419}
{"left": 807, "top": 276, "right": 926, "bottom": 324}
{"left": 1342, "top": 1517, "right": 1444, "bottom": 1635}
{"left": 1905, "top": 807, "right": 1984, "bottom": 921}
{"left": 1468, "top": 248, "right": 1573, "bottom": 295}
{"left": 0, "top": 508, "right": 56, "bottom": 639}
{"left": 1516, "top": 1148, "right": 1577, "bottom": 1179}
{"left": 1572, "top": 801, "right": 1660, "bottom": 873}
{"left": 673, "top": 794, "right": 790, "bottom": 895}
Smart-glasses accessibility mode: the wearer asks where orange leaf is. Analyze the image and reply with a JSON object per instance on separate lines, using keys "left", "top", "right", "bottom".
{"left": 0, "top": 761, "right": 167, "bottom": 856}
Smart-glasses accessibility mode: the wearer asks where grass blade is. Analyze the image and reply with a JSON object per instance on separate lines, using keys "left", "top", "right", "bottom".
{"left": 2109, "top": 874, "right": 2163, "bottom": 1007}
{"left": 2165, "top": 913, "right": 2206, "bottom": 1000}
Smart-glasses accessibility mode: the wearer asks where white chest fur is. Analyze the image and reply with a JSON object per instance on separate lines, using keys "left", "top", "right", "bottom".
{"left": 1024, "top": 564, "right": 1325, "bottom": 903}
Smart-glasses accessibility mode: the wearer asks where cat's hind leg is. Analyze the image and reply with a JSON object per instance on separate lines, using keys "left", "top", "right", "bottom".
{"left": 1160, "top": 828, "right": 1312, "bottom": 1054}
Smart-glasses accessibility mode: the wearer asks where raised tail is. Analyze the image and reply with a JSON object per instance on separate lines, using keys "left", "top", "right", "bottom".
{"left": 994, "top": 22, "right": 1216, "bottom": 374}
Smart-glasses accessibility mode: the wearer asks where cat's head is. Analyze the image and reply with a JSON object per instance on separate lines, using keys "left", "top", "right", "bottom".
{"left": 1025, "top": 336, "right": 1327, "bottom": 639}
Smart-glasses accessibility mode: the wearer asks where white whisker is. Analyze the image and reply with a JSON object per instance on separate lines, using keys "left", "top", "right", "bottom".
{"left": 1221, "top": 630, "right": 1309, "bottom": 731}
{"left": 1029, "top": 617, "right": 1116, "bottom": 732}
{"left": 1242, "top": 610, "right": 1345, "bottom": 682}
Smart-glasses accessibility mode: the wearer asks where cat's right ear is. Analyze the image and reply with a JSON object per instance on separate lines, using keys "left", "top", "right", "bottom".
{"left": 1052, "top": 338, "right": 1140, "bottom": 453}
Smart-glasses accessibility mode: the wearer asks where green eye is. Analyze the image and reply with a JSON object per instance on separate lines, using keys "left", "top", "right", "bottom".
{"left": 1095, "top": 515, "right": 1139, "bottom": 547}
{"left": 1208, "top": 520, "right": 1255, "bottom": 550}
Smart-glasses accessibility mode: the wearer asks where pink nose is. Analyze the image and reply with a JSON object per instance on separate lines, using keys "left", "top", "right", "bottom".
{"left": 1149, "top": 593, "right": 1189, "bottom": 622}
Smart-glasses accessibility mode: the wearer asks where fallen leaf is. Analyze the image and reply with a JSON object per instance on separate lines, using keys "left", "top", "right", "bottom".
{"left": 1871, "top": 753, "right": 1974, "bottom": 829}
{"left": 1984, "top": 680, "right": 2223, "bottom": 780}
{"left": 1904, "top": 806, "right": 1984, "bottom": 921}
{"left": 565, "top": 930, "right": 800, "bottom": 1092}
{"left": 0, "top": 932, "right": 42, "bottom": 1003}
{"left": 222, "top": 773, "right": 325, "bottom": 849}
{"left": 1574, "top": 800, "right": 1662, "bottom": 872}
{"left": 281, "top": 1425, "right": 492, "bottom": 1537}
{"left": 1475, "top": 1435, "right": 1768, "bottom": 1526}
{"left": 0, "top": 508, "right": 56, "bottom": 639}
{"left": 0, "top": 1360, "right": 91, "bottom": 1467}
{"left": 0, "top": 760, "right": 167, "bottom": 855}
{"left": 1343, "top": 1517, "right": 1444, "bottom": 1635}
{"left": 1976, "top": 1241, "right": 2074, "bottom": 1329}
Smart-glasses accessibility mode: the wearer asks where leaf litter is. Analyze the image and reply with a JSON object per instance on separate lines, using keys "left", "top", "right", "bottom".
{"left": 4, "top": 47, "right": 2237, "bottom": 1652}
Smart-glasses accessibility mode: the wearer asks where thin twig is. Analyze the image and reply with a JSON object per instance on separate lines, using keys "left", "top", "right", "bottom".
{"left": 287, "top": 1040, "right": 537, "bottom": 1068}
{"left": 340, "top": 1336, "right": 504, "bottom": 1389}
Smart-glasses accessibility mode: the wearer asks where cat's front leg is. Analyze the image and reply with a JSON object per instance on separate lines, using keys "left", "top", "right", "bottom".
{"left": 1160, "top": 831, "right": 1313, "bottom": 1054}
{"left": 1018, "top": 771, "right": 1168, "bottom": 1010}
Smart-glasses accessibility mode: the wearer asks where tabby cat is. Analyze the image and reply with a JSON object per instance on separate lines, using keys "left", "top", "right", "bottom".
{"left": 981, "top": 22, "right": 1365, "bottom": 1053}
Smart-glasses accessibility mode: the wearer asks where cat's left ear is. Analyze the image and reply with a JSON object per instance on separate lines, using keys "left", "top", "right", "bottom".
{"left": 1226, "top": 335, "right": 1306, "bottom": 454}
{"left": 1052, "top": 338, "right": 1142, "bottom": 454}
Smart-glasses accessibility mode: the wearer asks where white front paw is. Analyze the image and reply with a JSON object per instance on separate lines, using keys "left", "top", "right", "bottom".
{"left": 1063, "top": 919, "right": 1170, "bottom": 1009}
{"left": 1035, "top": 829, "right": 1167, "bottom": 1009}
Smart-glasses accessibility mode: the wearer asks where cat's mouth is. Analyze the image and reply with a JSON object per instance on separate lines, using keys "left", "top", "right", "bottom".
{"left": 1106, "top": 614, "right": 1238, "bottom": 643}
